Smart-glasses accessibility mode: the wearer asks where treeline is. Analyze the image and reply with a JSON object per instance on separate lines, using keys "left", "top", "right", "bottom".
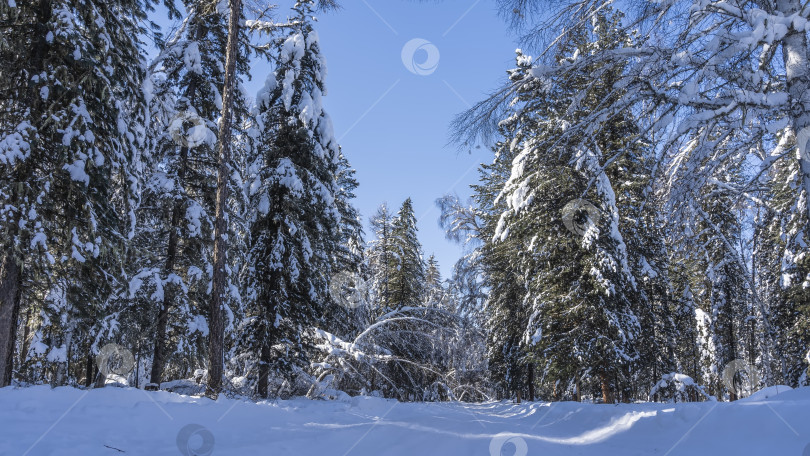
{"left": 0, "top": 0, "right": 485, "bottom": 402}
{"left": 439, "top": 2, "right": 810, "bottom": 403}
{"left": 3, "top": 0, "right": 810, "bottom": 405}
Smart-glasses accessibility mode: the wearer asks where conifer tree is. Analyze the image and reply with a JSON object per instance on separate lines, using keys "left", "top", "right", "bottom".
{"left": 491, "top": 11, "right": 643, "bottom": 402}
{"left": 0, "top": 0, "right": 150, "bottom": 386}
{"left": 366, "top": 198, "right": 460, "bottom": 400}
{"left": 695, "top": 181, "right": 749, "bottom": 399}
{"left": 333, "top": 149, "right": 364, "bottom": 276}
{"left": 468, "top": 141, "right": 528, "bottom": 400}
{"left": 206, "top": 0, "right": 244, "bottom": 398}
{"left": 367, "top": 204, "right": 396, "bottom": 313}
{"left": 376, "top": 198, "right": 429, "bottom": 398}
{"left": 128, "top": 0, "right": 249, "bottom": 387}
{"left": 322, "top": 148, "right": 365, "bottom": 339}
{"left": 606, "top": 94, "right": 677, "bottom": 400}
{"left": 424, "top": 254, "right": 446, "bottom": 308}
{"left": 758, "top": 134, "right": 810, "bottom": 387}
{"left": 243, "top": 0, "right": 341, "bottom": 398}
{"left": 389, "top": 198, "right": 425, "bottom": 309}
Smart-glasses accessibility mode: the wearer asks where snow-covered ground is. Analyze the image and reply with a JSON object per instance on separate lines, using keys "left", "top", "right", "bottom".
{"left": 2, "top": 385, "right": 808, "bottom": 455}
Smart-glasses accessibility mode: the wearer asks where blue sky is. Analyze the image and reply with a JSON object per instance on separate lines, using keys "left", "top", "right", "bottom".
{"left": 294, "top": 1, "right": 517, "bottom": 279}
{"left": 155, "top": 1, "right": 520, "bottom": 279}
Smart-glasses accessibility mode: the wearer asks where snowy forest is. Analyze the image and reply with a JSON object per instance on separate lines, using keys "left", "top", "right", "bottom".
{"left": 2, "top": 0, "right": 810, "bottom": 417}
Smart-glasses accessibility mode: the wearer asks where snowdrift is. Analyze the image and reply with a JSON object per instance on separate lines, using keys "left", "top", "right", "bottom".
{"left": 1, "top": 385, "right": 808, "bottom": 455}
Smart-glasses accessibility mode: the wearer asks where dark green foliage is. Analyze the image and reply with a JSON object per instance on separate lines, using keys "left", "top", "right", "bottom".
{"left": 0, "top": 0, "right": 150, "bottom": 386}
{"left": 242, "top": 0, "right": 341, "bottom": 396}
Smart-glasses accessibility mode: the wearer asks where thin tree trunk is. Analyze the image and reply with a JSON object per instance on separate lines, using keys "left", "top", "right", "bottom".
{"left": 150, "top": 295, "right": 171, "bottom": 386}
{"left": 19, "top": 308, "right": 32, "bottom": 379}
{"left": 527, "top": 363, "right": 535, "bottom": 402}
{"left": 599, "top": 371, "right": 614, "bottom": 404}
{"left": 257, "top": 341, "right": 270, "bottom": 398}
{"left": 0, "top": 254, "right": 22, "bottom": 387}
{"left": 85, "top": 352, "right": 94, "bottom": 388}
{"left": 135, "top": 348, "right": 140, "bottom": 389}
{"left": 725, "top": 277, "right": 738, "bottom": 402}
{"left": 207, "top": 0, "right": 242, "bottom": 399}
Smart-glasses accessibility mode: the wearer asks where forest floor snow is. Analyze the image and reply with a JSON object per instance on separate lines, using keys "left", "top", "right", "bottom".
{"left": 1, "top": 384, "right": 809, "bottom": 455}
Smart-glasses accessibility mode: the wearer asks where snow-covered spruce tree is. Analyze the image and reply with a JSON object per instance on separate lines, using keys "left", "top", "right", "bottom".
{"left": 367, "top": 203, "right": 396, "bottom": 313}
{"left": 348, "top": 198, "right": 469, "bottom": 400}
{"left": 471, "top": 143, "right": 531, "bottom": 401}
{"left": 423, "top": 255, "right": 446, "bottom": 308}
{"left": 333, "top": 148, "right": 364, "bottom": 277}
{"left": 488, "top": 0, "right": 810, "bottom": 225}
{"left": 667, "top": 265, "right": 706, "bottom": 400}
{"left": 300, "top": 149, "right": 365, "bottom": 397}
{"left": 461, "top": 0, "right": 810, "bottom": 388}
{"left": 694, "top": 178, "right": 749, "bottom": 400}
{"left": 0, "top": 0, "right": 149, "bottom": 386}
{"left": 243, "top": 0, "right": 341, "bottom": 398}
{"left": 492, "top": 12, "right": 642, "bottom": 403}
{"left": 321, "top": 147, "right": 366, "bottom": 340}
{"left": 606, "top": 114, "right": 678, "bottom": 400}
{"left": 126, "top": 0, "right": 251, "bottom": 388}
{"left": 758, "top": 136, "right": 810, "bottom": 386}
{"left": 480, "top": 0, "right": 810, "bottom": 388}
{"left": 389, "top": 198, "right": 425, "bottom": 309}
{"left": 374, "top": 198, "right": 434, "bottom": 399}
